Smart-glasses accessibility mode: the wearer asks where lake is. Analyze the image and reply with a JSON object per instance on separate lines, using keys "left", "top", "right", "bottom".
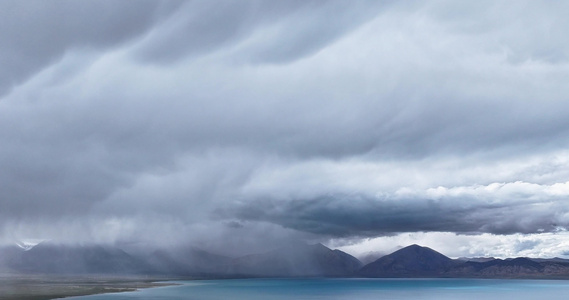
{"left": 68, "top": 278, "right": 569, "bottom": 300}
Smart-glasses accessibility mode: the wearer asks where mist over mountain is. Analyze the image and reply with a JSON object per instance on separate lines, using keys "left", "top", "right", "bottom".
{"left": 3, "top": 242, "right": 569, "bottom": 279}
{"left": 0, "top": 241, "right": 361, "bottom": 277}
{"left": 0, "top": 241, "right": 150, "bottom": 275}
{"left": 227, "top": 243, "right": 362, "bottom": 277}
{"left": 145, "top": 246, "right": 232, "bottom": 276}
{"left": 358, "top": 251, "right": 387, "bottom": 265}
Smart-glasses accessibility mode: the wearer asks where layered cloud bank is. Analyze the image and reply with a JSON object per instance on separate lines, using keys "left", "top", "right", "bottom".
{"left": 2, "top": 0, "right": 569, "bottom": 258}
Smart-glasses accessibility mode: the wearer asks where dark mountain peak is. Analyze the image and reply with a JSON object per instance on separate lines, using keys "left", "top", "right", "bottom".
{"left": 388, "top": 244, "right": 451, "bottom": 261}
{"left": 400, "top": 244, "right": 437, "bottom": 252}
{"left": 511, "top": 257, "right": 532, "bottom": 262}
{"left": 358, "top": 244, "right": 453, "bottom": 277}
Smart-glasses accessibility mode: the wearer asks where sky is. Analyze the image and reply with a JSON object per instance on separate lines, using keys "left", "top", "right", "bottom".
{"left": 1, "top": 0, "right": 569, "bottom": 259}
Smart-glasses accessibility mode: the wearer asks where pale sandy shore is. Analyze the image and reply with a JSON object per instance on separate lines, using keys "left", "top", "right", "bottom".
{"left": 0, "top": 274, "right": 176, "bottom": 300}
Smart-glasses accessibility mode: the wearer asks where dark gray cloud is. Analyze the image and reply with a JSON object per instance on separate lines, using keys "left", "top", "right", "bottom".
{"left": 1, "top": 0, "right": 569, "bottom": 257}
{"left": 224, "top": 190, "right": 569, "bottom": 237}
{"left": 0, "top": 0, "right": 181, "bottom": 96}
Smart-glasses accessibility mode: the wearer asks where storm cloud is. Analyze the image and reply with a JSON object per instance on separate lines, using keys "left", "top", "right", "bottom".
{"left": 2, "top": 0, "right": 569, "bottom": 257}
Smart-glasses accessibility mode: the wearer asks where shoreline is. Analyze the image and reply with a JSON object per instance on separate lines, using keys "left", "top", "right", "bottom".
{"left": 0, "top": 274, "right": 179, "bottom": 300}
{"left": 57, "top": 281, "right": 179, "bottom": 300}
{"left": 3, "top": 275, "right": 569, "bottom": 300}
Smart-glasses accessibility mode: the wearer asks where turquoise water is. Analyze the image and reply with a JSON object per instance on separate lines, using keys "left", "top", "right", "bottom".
{"left": 69, "top": 278, "right": 569, "bottom": 300}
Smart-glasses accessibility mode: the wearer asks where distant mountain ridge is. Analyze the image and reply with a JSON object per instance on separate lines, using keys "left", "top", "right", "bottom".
{"left": 2, "top": 242, "right": 569, "bottom": 279}
{"left": 358, "top": 244, "right": 569, "bottom": 279}
{"left": 0, "top": 241, "right": 361, "bottom": 277}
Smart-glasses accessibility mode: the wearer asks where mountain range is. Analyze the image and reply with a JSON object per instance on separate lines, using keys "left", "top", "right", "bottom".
{"left": 358, "top": 244, "right": 569, "bottom": 279}
{"left": 2, "top": 242, "right": 569, "bottom": 279}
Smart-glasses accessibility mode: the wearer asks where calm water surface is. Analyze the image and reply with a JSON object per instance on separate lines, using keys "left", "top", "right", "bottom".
{"left": 69, "top": 278, "right": 569, "bottom": 300}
